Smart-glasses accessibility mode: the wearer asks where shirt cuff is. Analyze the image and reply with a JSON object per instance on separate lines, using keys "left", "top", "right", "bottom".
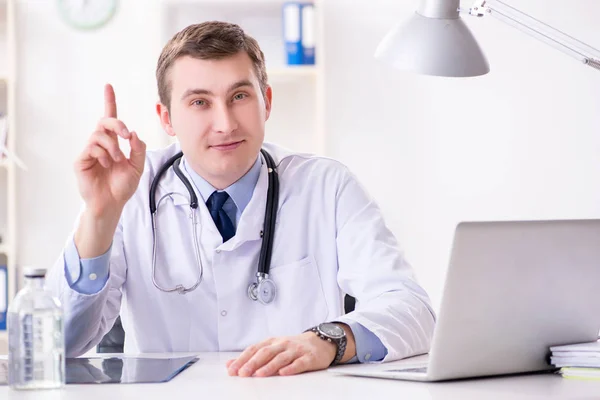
{"left": 345, "top": 320, "right": 388, "bottom": 363}
{"left": 63, "top": 237, "right": 111, "bottom": 295}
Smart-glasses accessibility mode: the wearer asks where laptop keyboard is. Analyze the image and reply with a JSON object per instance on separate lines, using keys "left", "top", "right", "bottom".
{"left": 387, "top": 367, "right": 428, "bottom": 374}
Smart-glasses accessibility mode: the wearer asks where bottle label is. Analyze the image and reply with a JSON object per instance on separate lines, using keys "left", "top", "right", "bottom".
{"left": 8, "top": 311, "right": 64, "bottom": 386}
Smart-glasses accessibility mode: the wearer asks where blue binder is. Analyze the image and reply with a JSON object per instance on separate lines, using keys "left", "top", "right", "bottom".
{"left": 301, "top": 3, "right": 316, "bottom": 65}
{"left": 282, "top": 2, "right": 303, "bottom": 65}
{"left": 0, "top": 265, "right": 6, "bottom": 330}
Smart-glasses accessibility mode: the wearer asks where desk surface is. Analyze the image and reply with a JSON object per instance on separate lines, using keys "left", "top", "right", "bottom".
{"left": 2, "top": 353, "right": 600, "bottom": 399}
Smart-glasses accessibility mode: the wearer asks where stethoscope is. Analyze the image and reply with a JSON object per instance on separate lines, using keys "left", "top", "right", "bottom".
{"left": 149, "top": 148, "right": 279, "bottom": 305}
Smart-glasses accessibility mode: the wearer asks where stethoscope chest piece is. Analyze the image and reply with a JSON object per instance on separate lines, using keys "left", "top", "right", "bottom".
{"left": 248, "top": 273, "right": 277, "bottom": 305}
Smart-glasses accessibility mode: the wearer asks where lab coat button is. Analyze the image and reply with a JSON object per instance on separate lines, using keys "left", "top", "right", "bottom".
{"left": 221, "top": 310, "right": 227, "bottom": 317}
{"left": 215, "top": 249, "right": 221, "bottom": 254}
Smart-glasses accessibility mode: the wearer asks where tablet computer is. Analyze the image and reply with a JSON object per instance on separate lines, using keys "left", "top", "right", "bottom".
{"left": 1, "top": 355, "right": 198, "bottom": 385}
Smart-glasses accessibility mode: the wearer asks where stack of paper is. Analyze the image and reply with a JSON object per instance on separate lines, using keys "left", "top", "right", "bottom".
{"left": 550, "top": 340, "right": 600, "bottom": 380}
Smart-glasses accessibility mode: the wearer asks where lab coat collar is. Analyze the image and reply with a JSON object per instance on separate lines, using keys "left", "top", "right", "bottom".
{"left": 221, "top": 159, "right": 269, "bottom": 251}
{"left": 180, "top": 155, "right": 262, "bottom": 215}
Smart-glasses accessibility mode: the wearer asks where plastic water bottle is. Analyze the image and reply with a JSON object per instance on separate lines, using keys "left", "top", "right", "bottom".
{"left": 7, "top": 267, "right": 65, "bottom": 390}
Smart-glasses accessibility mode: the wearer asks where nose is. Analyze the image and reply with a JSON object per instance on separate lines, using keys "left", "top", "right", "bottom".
{"left": 213, "top": 102, "right": 238, "bottom": 134}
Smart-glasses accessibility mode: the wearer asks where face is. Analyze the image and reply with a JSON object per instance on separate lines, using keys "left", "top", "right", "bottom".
{"left": 157, "top": 52, "right": 272, "bottom": 189}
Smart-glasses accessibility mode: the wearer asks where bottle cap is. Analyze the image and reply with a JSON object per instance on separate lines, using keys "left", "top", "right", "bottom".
{"left": 23, "top": 267, "right": 47, "bottom": 278}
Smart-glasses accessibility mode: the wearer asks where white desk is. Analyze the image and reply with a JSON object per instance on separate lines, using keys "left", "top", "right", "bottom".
{"left": 2, "top": 353, "right": 600, "bottom": 399}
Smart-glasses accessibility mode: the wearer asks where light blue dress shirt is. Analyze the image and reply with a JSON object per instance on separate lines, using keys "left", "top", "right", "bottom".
{"left": 63, "top": 155, "right": 387, "bottom": 363}
{"left": 181, "top": 156, "right": 261, "bottom": 228}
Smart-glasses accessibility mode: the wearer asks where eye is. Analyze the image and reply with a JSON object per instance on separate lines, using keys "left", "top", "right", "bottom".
{"left": 191, "top": 99, "right": 207, "bottom": 107}
{"left": 233, "top": 93, "right": 248, "bottom": 101}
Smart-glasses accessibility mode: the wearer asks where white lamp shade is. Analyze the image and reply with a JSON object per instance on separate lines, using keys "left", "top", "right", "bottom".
{"left": 375, "top": 11, "right": 490, "bottom": 77}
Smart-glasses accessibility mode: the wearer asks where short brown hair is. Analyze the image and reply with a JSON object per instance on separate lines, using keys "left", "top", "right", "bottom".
{"left": 156, "top": 21, "right": 268, "bottom": 109}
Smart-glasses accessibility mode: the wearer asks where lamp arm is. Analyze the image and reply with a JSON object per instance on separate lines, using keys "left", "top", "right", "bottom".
{"left": 461, "top": 0, "right": 600, "bottom": 71}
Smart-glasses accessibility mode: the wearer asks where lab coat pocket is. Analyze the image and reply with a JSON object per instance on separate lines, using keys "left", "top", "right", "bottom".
{"left": 265, "top": 255, "right": 329, "bottom": 337}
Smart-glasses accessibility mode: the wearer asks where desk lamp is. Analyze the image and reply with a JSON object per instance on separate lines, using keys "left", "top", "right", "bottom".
{"left": 375, "top": 0, "right": 600, "bottom": 77}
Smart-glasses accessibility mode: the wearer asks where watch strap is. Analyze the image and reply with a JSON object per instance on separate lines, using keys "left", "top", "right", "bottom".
{"left": 306, "top": 325, "right": 347, "bottom": 366}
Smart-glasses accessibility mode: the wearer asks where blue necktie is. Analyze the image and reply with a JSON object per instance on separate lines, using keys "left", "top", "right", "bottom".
{"left": 206, "top": 191, "right": 235, "bottom": 242}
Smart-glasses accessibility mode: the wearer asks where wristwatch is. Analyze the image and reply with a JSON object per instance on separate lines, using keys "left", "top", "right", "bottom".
{"left": 305, "top": 322, "right": 347, "bottom": 366}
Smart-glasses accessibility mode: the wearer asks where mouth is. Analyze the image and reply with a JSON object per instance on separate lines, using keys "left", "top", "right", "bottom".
{"left": 210, "top": 140, "right": 243, "bottom": 151}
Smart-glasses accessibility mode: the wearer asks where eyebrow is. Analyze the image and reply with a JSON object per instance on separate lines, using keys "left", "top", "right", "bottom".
{"left": 180, "top": 80, "right": 254, "bottom": 100}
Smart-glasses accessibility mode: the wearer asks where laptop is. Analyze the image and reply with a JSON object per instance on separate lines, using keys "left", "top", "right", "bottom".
{"left": 333, "top": 219, "right": 600, "bottom": 382}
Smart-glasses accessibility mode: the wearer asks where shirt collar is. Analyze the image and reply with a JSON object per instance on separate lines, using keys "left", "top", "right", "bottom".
{"left": 182, "top": 155, "right": 262, "bottom": 214}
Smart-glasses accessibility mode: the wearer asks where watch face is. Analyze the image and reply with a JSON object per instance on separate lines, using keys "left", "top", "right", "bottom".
{"left": 319, "top": 323, "right": 344, "bottom": 338}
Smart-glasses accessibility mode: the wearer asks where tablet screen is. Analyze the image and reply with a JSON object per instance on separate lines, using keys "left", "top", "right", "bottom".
{"left": 0, "top": 355, "right": 199, "bottom": 385}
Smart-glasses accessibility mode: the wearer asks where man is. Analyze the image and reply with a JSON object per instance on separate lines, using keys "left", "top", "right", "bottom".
{"left": 46, "top": 21, "right": 435, "bottom": 377}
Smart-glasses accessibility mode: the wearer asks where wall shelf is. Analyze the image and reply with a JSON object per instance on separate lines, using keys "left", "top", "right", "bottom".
{"left": 267, "top": 66, "right": 318, "bottom": 84}
{"left": 268, "top": 65, "right": 317, "bottom": 77}
{"left": 0, "top": 331, "right": 7, "bottom": 354}
{"left": 0, "top": 243, "right": 8, "bottom": 256}
{"left": 0, "top": 0, "right": 15, "bottom": 325}
{"left": 162, "top": 0, "right": 290, "bottom": 5}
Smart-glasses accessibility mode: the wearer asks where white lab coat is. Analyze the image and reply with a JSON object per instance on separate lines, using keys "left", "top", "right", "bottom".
{"left": 46, "top": 142, "right": 435, "bottom": 361}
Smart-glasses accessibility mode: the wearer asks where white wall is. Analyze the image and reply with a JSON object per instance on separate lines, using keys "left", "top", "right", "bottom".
{"left": 13, "top": 0, "right": 600, "bottom": 312}
{"left": 322, "top": 0, "right": 600, "bottom": 310}
{"left": 15, "top": 0, "right": 165, "bottom": 272}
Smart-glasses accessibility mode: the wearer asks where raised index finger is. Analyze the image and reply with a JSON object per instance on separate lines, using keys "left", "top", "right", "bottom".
{"left": 104, "top": 83, "right": 118, "bottom": 118}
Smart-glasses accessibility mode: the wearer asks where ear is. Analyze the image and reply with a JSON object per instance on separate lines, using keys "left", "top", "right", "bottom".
{"left": 156, "top": 102, "right": 176, "bottom": 137}
{"left": 264, "top": 85, "right": 273, "bottom": 121}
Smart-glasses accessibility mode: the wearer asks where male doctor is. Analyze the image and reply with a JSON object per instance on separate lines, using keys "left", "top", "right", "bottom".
{"left": 46, "top": 21, "right": 435, "bottom": 377}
